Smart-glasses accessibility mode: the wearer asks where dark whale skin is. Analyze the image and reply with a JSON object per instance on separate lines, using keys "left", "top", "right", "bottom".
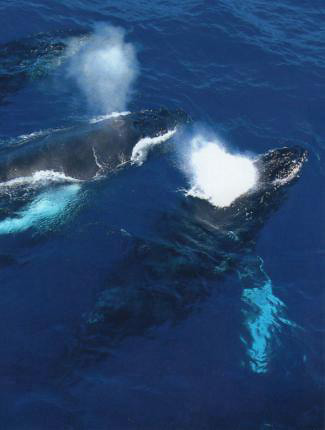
{"left": 0, "top": 108, "right": 190, "bottom": 182}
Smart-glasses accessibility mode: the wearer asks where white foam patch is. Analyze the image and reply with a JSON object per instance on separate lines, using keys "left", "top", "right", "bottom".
{"left": 0, "top": 170, "right": 81, "bottom": 189}
{"left": 89, "top": 111, "right": 131, "bottom": 124}
{"left": 0, "top": 184, "right": 81, "bottom": 235}
{"left": 185, "top": 136, "right": 258, "bottom": 208}
{"left": 131, "top": 129, "right": 176, "bottom": 165}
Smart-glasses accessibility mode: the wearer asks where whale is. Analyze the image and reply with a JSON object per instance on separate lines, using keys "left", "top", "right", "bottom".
{"left": 63, "top": 144, "right": 307, "bottom": 372}
{"left": 0, "top": 29, "right": 86, "bottom": 104}
{"left": 0, "top": 108, "right": 190, "bottom": 235}
{"left": 0, "top": 109, "right": 190, "bottom": 184}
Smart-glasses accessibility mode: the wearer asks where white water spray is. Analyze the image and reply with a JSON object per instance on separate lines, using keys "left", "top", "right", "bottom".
{"left": 0, "top": 170, "right": 81, "bottom": 189}
{"left": 185, "top": 135, "right": 258, "bottom": 208}
{"left": 67, "top": 24, "right": 138, "bottom": 114}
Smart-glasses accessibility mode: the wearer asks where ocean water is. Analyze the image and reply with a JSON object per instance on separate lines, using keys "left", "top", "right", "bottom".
{"left": 0, "top": 1, "right": 324, "bottom": 429}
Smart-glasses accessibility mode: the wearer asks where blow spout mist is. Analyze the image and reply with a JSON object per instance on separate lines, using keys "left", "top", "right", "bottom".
{"left": 67, "top": 24, "right": 138, "bottom": 114}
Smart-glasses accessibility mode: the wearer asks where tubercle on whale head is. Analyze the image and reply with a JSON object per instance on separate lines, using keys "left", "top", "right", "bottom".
{"left": 255, "top": 145, "right": 308, "bottom": 187}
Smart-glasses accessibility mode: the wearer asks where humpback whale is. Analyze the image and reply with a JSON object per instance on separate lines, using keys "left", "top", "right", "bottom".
{"left": 0, "top": 29, "right": 85, "bottom": 104}
{"left": 0, "top": 109, "right": 190, "bottom": 184}
{"left": 65, "top": 144, "right": 307, "bottom": 370}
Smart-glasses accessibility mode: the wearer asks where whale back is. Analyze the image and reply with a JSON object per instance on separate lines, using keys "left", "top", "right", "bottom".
{"left": 0, "top": 108, "right": 190, "bottom": 182}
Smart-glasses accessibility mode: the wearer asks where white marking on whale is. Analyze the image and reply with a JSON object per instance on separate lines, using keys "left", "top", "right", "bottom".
{"left": 131, "top": 128, "right": 177, "bottom": 165}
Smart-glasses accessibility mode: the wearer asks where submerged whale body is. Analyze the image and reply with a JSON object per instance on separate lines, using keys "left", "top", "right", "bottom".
{"left": 0, "top": 29, "right": 86, "bottom": 104}
{"left": 0, "top": 109, "right": 190, "bottom": 183}
{"left": 67, "top": 145, "right": 307, "bottom": 368}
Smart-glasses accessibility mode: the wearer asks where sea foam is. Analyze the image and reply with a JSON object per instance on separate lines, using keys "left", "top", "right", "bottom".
{"left": 0, "top": 170, "right": 81, "bottom": 189}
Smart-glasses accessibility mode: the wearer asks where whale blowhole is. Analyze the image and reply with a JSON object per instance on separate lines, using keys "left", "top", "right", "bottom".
{"left": 185, "top": 135, "right": 258, "bottom": 208}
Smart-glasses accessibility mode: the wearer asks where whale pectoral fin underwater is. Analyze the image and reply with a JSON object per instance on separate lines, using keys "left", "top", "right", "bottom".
{"left": 237, "top": 254, "right": 296, "bottom": 374}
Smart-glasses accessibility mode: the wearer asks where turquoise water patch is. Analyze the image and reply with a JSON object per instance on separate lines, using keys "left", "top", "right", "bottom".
{"left": 239, "top": 257, "right": 295, "bottom": 374}
{"left": 242, "top": 279, "right": 284, "bottom": 374}
{"left": 0, "top": 184, "right": 81, "bottom": 235}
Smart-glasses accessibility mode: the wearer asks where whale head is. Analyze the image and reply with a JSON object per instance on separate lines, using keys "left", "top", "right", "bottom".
{"left": 256, "top": 145, "right": 308, "bottom": 186}
{"left": 186, "top": 145, "right": 308, "bottom": 242}
{"left": 229, "top": 145, "right": 308, "bottom": 238}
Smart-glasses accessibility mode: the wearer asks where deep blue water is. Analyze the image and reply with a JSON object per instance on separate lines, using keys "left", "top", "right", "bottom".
{"left": 0, "top": 1, "right": 324, "bottom": 429}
